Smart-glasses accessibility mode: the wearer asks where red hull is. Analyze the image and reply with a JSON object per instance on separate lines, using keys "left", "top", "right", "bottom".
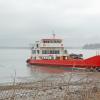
{"left": 27, "top": 55, "right": 100, "bottom": 69}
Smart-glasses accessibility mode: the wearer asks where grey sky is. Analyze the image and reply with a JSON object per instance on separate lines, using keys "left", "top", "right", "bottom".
{"left": 0, "top": 0, "right": 100, "bottom": 47}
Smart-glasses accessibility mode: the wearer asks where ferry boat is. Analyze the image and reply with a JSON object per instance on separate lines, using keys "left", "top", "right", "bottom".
{"left": 27, "top": 34, "right": 100, "bottom": 71}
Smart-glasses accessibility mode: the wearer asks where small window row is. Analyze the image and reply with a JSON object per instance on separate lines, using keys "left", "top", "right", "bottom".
{"left": 42, "top": 50, "right": 60, "bottom": 54}
{"left": 43, "top": 40, "right": 61, "bottom": 43}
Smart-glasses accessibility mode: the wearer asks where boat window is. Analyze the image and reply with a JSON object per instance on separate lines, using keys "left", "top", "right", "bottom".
{"left": 55, "top": 50, "right": 56, "bottom": 54}
{"left": 42, "top": 50, "right": 47, "bottom": 54}
{"left": 54, "top": 40, "right": 56, "bottom": 43}
{"left": 32, "top": 50, "right": 36, "bottom": 54}
{"left": 57, "top": 40, "right": 61, "bottom": 43}
{"left": 44, "top": 40, "right": 49, "bottom": 43}
{"left": 37, "top": 50, "right": 39, "bottom": 54}
{"left": 36, "top": 44, "right": 39, "bottom": 48}
{"left": 47, "top": 41, "right": 49, "bottom": 43}
{"left": 45, "top": 50, "right": 47, "bottom": 54}
{"left": 52, "top": 50, "right": 54, "bottom": 54}
{"left": 43, "top": 40, "right": 46, "bottom": 43}
{"left": 44, "top": 50, "right": 46, "bottom": 54}
{"left": 42, "top": 50, "right": 60, "bottom": 54}
{"left": 43, "top": 39, "right": 62, "bottom": 43}
{"left": 51, "top": 40, "right": 53, "bottom": 43}
{"left": 42, "top": 50, "right": 44, "bottom": 54}
{"left": 50, "top": 50, "right": 52, "bottom": 54}
{"left": 55, "top": 50, "right": 60, "bottom": 54}
{"left": 57, "top": 40, "right": 59, "bottom": 43}
{"left": 57, "top": 50, "right": 60, "bottom": 54}
{"left": 50, "top": 40, "right": 62, "bottom": 43}
{"left": 47, "top": 50, "right": 49, "bottom": 54}
{"left": 49, "top": 50, "right": 59, "bottom": 54}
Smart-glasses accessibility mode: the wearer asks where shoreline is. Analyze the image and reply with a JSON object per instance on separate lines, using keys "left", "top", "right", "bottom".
{"left": 0, "top": 72, "right": 100, "bottom": 100}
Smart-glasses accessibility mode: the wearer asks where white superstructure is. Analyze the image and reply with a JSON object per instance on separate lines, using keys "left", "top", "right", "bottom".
{"left": 31, "top": 35, "right": 68, "bottom": 60}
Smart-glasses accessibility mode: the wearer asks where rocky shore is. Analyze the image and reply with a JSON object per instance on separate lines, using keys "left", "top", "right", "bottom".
{"left": 0, "top": 72, "right": 100, "bottom": 100}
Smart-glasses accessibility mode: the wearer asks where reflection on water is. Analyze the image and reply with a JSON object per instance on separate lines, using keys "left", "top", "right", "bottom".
{"left": 27, "top": 65, "right": 70, "bottom": 82}
{"left": 29, "top": 65, "right": 66, "bottom": 74}
{"left": 28, "top": 65, "right": 82, "bottom": 74}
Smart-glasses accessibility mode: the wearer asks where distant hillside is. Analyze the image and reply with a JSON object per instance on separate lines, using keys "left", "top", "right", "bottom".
{"left": 83, "top": 43, "right": 100, "bottom": 49}
{"left": 65, "top": 46, "right": 81, "bottom": 49}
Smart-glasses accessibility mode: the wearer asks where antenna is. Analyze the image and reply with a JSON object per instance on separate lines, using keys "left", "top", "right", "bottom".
{"left": 52, "top": 30, "right": 56, "bottom": 39}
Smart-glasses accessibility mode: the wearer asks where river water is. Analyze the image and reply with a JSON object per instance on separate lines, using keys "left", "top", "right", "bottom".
{"left": 0, "top": 48, "right": 99, "bottom": 83}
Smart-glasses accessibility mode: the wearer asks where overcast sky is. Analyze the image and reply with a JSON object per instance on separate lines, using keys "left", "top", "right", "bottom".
{"left": 0, "top": 0, "right": 100, "bottom": 47}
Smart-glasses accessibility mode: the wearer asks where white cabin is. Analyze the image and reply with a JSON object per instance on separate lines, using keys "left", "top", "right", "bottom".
{"left": 31, "top": 35, "right": 68, "bottom": 60}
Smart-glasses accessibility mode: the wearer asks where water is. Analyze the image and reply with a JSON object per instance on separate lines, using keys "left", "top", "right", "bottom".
{"left": 0, "top": 48, "right": 99, "bottom": 83}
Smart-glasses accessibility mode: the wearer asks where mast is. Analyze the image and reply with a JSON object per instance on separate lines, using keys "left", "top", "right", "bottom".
{"left": 53, "top": 33, "right": 56, "bottom": 39}
{"left": 52, "top": 30, "right": 56, "bottom": 39}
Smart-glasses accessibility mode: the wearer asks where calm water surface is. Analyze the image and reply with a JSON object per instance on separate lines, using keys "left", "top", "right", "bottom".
{"left": 0, "top": 49, "right": 99, "bottom": 83}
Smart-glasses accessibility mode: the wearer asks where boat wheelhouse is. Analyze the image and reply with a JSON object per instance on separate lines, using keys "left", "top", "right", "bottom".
{"left": 31, "top": 34, "right": 68, "bottom": 60}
